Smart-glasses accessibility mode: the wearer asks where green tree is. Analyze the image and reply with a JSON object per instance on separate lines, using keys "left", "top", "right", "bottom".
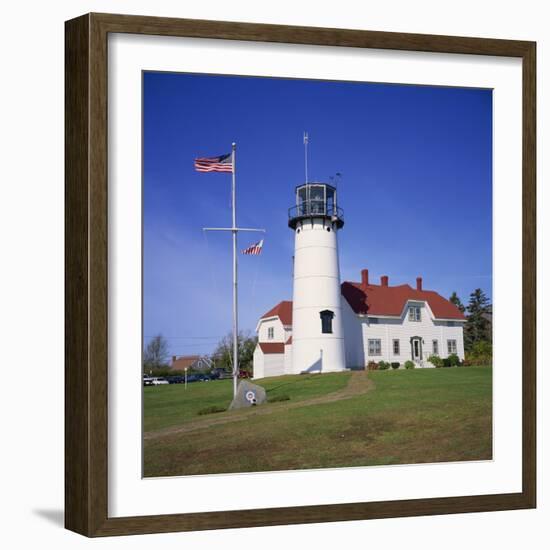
{"left": 211, "top": 331, "right": 258, "bottom": 375}
{"left": 466, "top": 340, "right": 492, "bottom": 366}
{"left": 143, "top": 334, "right": 169, "bottom": 372}
{"left": 449, "top": 291, "right": 465, "bottom": 313}
{"left": 464, "top": 288, "right": 491, "bottom": 352}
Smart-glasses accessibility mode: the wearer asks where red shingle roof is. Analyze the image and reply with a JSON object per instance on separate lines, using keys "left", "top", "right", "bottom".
{"left": 259, "top": 278, "right": 465, "bottom": 324}
{"left": 259, "top": 300, "right": 293, "bottom": 325}
{"left": 171, "top": 355, "right": 201, "bottom": 371}
{"left": 341, "top": 281, "right": 466, "bottom": 320}
{"left": 259, "top": 342, "right": 285, "bottom": 354}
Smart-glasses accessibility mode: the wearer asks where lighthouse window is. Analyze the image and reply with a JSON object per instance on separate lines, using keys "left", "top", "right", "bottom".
{"left": 310, "top": 186, "right": 325, "bottom": 214}
{"left": 297, "top": 187, "right": 308, "bottom": 215}
{"left": 326, "top": 187, "right": 335, "bottom": 214}
{"left": 320, "top": 310, "right": 334, "bottom": 334}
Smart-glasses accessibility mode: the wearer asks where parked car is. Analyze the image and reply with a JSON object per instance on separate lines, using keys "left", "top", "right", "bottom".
{"left": 143, "top": 376, "right": 154, "bottom": 387}
{"left": 167, "top": 376, "right": 185, "bottom": 384}
{"left": 151, "top": 377, "right": 169, "bottom": 386}
{"left": 211, "top": 368, "right": 231, "bottom": 380}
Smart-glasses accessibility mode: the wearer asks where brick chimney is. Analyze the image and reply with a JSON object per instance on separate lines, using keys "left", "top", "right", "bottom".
{"left": 416, "top": 277, "right": 423, "bottom": 291}
{"left": 172, "top": 355, "right": 177, "bottom": 364}
{"left": 361, "top": 268, "right": 369, "bottom": 288}
{"left": 381, "top": 275, "right": 389, "bottom": 287}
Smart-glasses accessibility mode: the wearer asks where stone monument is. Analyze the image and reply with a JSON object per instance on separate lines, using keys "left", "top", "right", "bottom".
{"left": 228, "top": 380, "right": 267, "bottom": 410}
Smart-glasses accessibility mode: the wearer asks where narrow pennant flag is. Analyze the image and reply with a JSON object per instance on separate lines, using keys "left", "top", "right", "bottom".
{"left": 194, "top": 153, "right": 233, "bottom": 173}
{"left": 242, "top": 239, "right": 264, "bottom": 255}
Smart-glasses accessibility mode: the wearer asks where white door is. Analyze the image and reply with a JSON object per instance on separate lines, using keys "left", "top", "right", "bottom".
{"left": 412, "top": 338, "right": 422, "bottom": 361}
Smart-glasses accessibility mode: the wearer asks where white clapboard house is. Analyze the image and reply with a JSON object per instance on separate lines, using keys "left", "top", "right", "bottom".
{"left": 253, "top": 182, "right": 465, "bottom": 379}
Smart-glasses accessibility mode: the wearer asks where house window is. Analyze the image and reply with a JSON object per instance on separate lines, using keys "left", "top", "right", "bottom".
{"left": 368, "top": 339, "right": 382, "bottom": 356}
{"left": 432, "top": 340, "right": 439, "bottom": 355}
{"left": 447, "top": 339, "right": 457, "bottom": 354}
{"left": 408, "top": 306, "right": 421, "bottom": 322}
{"left": 393, "top": 339, "right": 400, "bottom": 355}
{"left": 320, "top": 310, "right": 334, "bottom": 334}
{"left": 369, "top": 317, "right": 379, "bottom": 324}
{"left": 267, "top": 327, "right": 274, "bottom": 340}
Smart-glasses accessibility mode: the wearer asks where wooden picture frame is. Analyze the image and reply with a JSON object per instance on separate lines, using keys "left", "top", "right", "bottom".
{"left": 65, "top": 12, "right": 536, "bottom": 537}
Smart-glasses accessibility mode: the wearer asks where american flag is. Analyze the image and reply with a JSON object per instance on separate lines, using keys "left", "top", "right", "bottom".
{"left": 194, "top": 153, "right": 233, "bottom": 173}
{"left": 242, "top": 239, "right": 263, "bottom": 255}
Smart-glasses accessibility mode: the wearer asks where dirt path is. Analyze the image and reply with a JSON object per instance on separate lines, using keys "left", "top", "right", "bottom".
{"left": 144, "top": 370, "right": 374, "bottom": 441}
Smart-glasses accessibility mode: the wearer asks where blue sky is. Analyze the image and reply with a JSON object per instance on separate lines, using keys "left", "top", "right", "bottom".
{"left": 143, "top": 72, "right": 492, "bottom": 357}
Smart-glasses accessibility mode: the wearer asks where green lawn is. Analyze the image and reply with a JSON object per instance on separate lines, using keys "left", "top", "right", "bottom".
{"left": 143, "top": 367, "right": 492, "bottom": 477}
{"left": 143, "top": 371, "right": 351, "bottom": 432}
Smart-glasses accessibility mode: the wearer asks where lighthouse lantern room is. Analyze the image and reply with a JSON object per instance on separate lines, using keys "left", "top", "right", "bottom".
{"left": 288, "top": 183, "right": 344, "bottom": 230}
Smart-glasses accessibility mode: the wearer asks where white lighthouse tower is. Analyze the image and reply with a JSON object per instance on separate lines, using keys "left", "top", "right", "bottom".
{"left": 288, "top": 182, "right": 346, "bottom": 374}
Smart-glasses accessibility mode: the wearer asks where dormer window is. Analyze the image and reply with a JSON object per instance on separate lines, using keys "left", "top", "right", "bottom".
{"left": 320, "top": 310, "right": 334, "bottom": 334}
{"left": 408, "top": 306, "right": 421, "bottom": 322}
{"left": 267, "top": 327, "right": 274, "bottom": 340}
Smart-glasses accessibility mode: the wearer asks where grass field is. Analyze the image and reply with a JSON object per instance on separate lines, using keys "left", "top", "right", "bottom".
{"left": 143, "top": 367, "right": 492, "bottom": 477}
{"left": 143, "top": 371, "right": 351, "bottom": 432}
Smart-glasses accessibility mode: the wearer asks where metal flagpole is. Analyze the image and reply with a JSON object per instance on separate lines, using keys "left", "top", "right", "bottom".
{"left": 231, "top": 143, "right": 238, "bottom": 399}
{"left": 202, "top": 142, "right": 265, "bottom": 400}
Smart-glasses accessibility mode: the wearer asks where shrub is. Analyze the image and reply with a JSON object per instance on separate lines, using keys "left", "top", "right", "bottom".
{"left": 442, "top": 357, "right": 451, "bottom": 367}
{"left": 448, "top": 353, "right": 461, "bottom": 367}
{"left": 268, "top": 394, "right": 290, "bottom": 403}
{"left": 367, "top": 361, "right": 379, "bottom": 371}
{"left": 404, "top": 360, "right": 415, "bottom": 369}
{"left": 378, "top": 361, "right": 390, "bottom": 370}
{"left": 465, "top": 340, "right": 492, "bottom": 366}
{"left": 428, "top": 354, "right": 444, "bottom": 368}
{"left": 391, "top": 362, "right": 400, "bottom": 369}
{"left": 197, "top": 405, "right": 226, "bottom": 416}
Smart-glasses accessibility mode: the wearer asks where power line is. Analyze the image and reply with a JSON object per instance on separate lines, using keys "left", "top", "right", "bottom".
{"left": 144, "top": 335, "right": 222, "bottom": 340}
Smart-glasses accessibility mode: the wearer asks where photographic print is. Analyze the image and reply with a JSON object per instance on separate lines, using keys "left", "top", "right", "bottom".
{"left": 142, "top": 72, "right": 493, "bottom": 478}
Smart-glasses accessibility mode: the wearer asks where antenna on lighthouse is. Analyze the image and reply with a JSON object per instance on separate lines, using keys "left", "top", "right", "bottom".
{"left": 303, "top": 131, "right": 309, "bottom": 183}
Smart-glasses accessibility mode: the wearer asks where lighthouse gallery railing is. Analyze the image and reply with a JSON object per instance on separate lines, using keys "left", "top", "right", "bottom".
{"left": 288, "top": 200, "right": 344, "bottom": 222}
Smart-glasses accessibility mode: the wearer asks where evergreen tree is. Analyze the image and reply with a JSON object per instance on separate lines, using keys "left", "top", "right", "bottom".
{"left": 464, "top": 288, "right": 491, "bottom": 352}
{"left": 449, "top": 291, "right": 465, "bottom": 313}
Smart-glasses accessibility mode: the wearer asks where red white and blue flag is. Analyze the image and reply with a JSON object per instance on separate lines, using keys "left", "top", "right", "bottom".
{"left": 242, "top": 239, "right": 263, "bottom": 255}
{"left": 194, "top": 153, "right": 233, "bottom": 173}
